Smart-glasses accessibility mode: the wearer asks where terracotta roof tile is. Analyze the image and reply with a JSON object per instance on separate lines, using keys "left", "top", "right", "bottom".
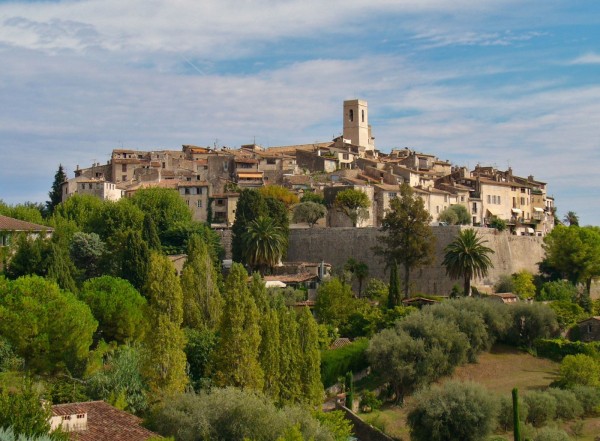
{"left": 0, "top": 215, "right": 53, "bottom": 232}
{"left": 52, "top": 401, "right": 160, "bottom": 441}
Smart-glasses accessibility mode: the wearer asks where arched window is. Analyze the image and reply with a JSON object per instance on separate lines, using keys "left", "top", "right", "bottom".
{"left": 362, "top": 110, "right": 365, "bottom": 122}
{"left": 349, "top": 109, "right": 354, "bottom": 122}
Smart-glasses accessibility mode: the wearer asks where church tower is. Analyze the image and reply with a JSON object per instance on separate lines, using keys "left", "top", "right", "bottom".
{"left": 343, "top": 99, "right": 374, "bottom": 151}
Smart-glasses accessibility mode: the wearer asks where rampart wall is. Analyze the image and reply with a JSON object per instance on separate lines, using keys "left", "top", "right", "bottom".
{"left": 285, "top": 226, "right": 546, "bottom": 295}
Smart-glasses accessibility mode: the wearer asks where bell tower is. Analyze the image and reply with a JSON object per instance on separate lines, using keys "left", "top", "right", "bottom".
{"left": 343, "top": 99, "right": 374, "bottom": 151}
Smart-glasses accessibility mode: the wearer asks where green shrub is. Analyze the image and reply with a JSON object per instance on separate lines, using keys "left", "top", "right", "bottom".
{"left": 571, "top": 385, "right": 600, "bottom": 416}
{"left": 523, "top": 391, "right": 557, "bottom": 427}
{"left": 546, "top": 388, "right": 583, "bottom": 420}
{"left": 534, "top": 338, "right": 600, "bottom": 361}
{"left": 531, "top": 426, "right": 570, "bottom": 441}
{"left": 496, "top": 394, "right": 528, "bottom": 432}
{"left": 320, "top": 338, "right": 369, "bottom": 388}
{"left": 359, "top": 390, "right": 382, "bottom": 413}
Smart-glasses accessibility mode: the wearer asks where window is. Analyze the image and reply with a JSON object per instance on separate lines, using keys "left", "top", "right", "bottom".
{"left": 388, "top": 192, "right": 397, "bottom": 199}
{"left": 472, "top": 202, "right": 477, "bottom": 213}
{"left": 122, "top": 175, "right": 126, "bottom": 181}
{"left": 521, "top": 197, "right": 525, "bottom": 205}
{"left": 122, "top": 164, "right": 127, "bottom": 172}
{"left": 197, "top": 200, "right": 202, "bottom": 208}
{"left": 77, "top": 414, "right": 85, "bottom": 419}
{"left": 185, "top": 188, "right": 190, "bottom": 195}
{"left": 498, "top": 196, "right": 501, "bottom": 204}
{"left": 487, "top": 195, "right": 491, "bottom": 204}
{"left": 216, "top": 199, "right": 224, "bottom": 206}
{"left": 81, "top": 184, "right": 85, "bottom": 190}
{"left": 444, "top": 195, "right": 448, "bottom": 202}
{"left": 223, "top": 162, "right": 228, "bottom": 171}
{"left": 162, "top": 162, "right": 166, "bottom": 168}
{"left": 436, "top": 206, "right": 439, "bottom": 214}
{"left": 266, "top": 158, "right": 276, "bottom": 165}
{"left": 197, "top": 187, "right": 203, "bottom": 194}
{"left": 342, "top": 153, "right": 349, "bottom": 160}
{"left": 460, "top": 196, "right": 465, "bottom": 202}
{"left": 349, "top": 109, "right": 354, "bottom": 122}
{"left": 589, "top": 324, "right": 593, "bottom": 333}
{"left": 361, "top": 109, "right": 365, "bottom": 122}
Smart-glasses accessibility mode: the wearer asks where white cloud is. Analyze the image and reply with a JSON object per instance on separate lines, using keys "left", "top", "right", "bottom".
{"left": 569, "top": 52, "right": 600, "bottom": 65}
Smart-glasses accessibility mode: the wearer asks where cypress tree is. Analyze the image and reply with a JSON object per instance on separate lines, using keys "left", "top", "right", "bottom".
{"left": 142, "top": 214, "right": 161, "bottom": 251}
{"left": 46, "top": 164, "right": 66, "bottom": 216}
{"left": 249, "top": 272, "right": 269, "bottom": 313}
{"left": 46, "top": 243, "right": 78, "bottom": 293}
{"left": 387, "top": 260, "right": 401, "bottom": 309}
{"left": 212, "top": 263, "right": 263, "bottom": 390}
{"left": 143, "top": 253, "right": 187, "bottom": 394}
{"left": 121, "top": 230, "right": 150, "bottom": 293}
{"left": 277, "top": 307, "right": 302, "bottom": 404}
{"left": 259, "top": 308, "right": 281, "bottom": 400}
{"left": 181, "top": 235, "right": 222, "bottom": 330}
{"left": 345, "top": 371, "right": 354, "bottom": 410}
{"left": 296, "top": 307, "right": 324, "bottom": 406}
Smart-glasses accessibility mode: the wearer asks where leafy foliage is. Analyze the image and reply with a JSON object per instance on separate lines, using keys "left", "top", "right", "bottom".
{"left": 0, "top": 276, "right": 97, "bottom": 373}
{"left": 442, "top": 228, "right": 494, "bottom": 296}
{"left": 242, "top": 216, "right": 287, "bottom": 273}
{"left": 438, "top": 204, "right": 471, "bottom": 225}
{"left": 259, "top": 185, "right": 299, "bottom": 208}
{"left": 314, "top": 277, "right": 356, "bottom": 328}
{"left": 558, "top": 354, "right": 600, "bottom": 388}
{"left": 79, "top": 276, "right": 147, "bottom": 344}
{"left": 511, "top": 270, "right": 536, "bottom": 299}
{"left": 333, "top": 189, "right": 370, "bottom": 227}
{"left": 46, "top": 164, "right": 66, "bottom": 216}
{"left": 292, "top": 202, "right": 327, "bottom": 227}
{"left": 320, "top": 339, "right": 369, "bottom": 388}
{"left": 375, "top": 183, "right": 434, "bottom": 298}
{"left": 130, "top": 187, "right": 192, "bottom": 234}
{"left": 407, "top": 381, "right": 499, "bottom": 441}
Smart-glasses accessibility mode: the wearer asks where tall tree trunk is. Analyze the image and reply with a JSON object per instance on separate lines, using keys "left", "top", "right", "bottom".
{"left": 465, "top": 274, "right": 471, "bottom": 297}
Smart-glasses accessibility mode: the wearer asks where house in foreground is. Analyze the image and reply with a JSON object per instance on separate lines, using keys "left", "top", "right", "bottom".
{"left": 0, "top": 215, "right": 53, "bottom": 247}
{"left": 51, "top": 401, "right": 160, "bottom": 441}
{"left": 577, "top": 317, "right": 600, "bottom": 342}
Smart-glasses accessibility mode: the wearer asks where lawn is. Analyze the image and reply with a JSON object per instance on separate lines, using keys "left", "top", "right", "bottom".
{"left": 359, "top": 345, "right": 600, "bottom": 440}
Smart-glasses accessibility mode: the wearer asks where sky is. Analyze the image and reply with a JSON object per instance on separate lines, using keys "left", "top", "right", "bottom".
{"left": 0, "top": 0, "right": 599, "bottom": 225}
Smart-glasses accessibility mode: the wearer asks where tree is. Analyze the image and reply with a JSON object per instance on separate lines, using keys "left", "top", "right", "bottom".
{"left": 79, "top": 276, "right": 147, "bottom": 344}
{"left": 231, "top": 189, "right": 268, "bottom": 263}
{"left": 259, "top": 308, "right": 281, "bottom": 400}
{"left": 558, "top": 354, "right": 600, "bottom": 388}
{"left": 130, "top": 187, "right": 192, "bottom": 234}
{"left": 69, "top": 232, "right": 107, "bottom": 280}
{"left": 46, "top": 164, "right": 66, "bottom": 216}
{"left": 142, "top": 214, "right": 161, "bottom": 251}
{"left": 296, "top": 307, "right": 323, "bottom": 406}
{"left": 143, "top": 253, "right": 187, "bottom": 394}
{"left": 4, "top": 234, "right": 46, "bottom": 279}
{"left": 242, "top": 216, "right": 287, "bottom": 274}
{"left": 87, "top": 198, "right": 144, "bottom": 243}
{"left": 300, "top": 192, "right": 325, "bottom": 205}
{"left": 52, "top": 194, "right": 104, "bottom": 231}
{"left": 543, "top": 225, "right": 600, "bottom": 295}
{"left": 212, "top": 263, "right": 263, "bottom": 390}
{"left": 259, "top": 185, "right": 300, "bottom": 208}
{"left": 334, "top": 189, "right": 370, "bottom": 227}
{"left": 563, "top": 211, "right": 579, "bottom": 226}
{"left": 0, "top": 275, "right": 97, "bottom": 373}
{"left": 375, "top": 184, "right": 434, "bottom": 298}
{"left": 120, "top": 230, "right": 150, "bottom": 293}
{"left": 387, "top": 260, "right": 401, "bottom": 308}
{"left": 344, "top": 258, "right": 369, "bottom": 297}
{"left": 407, "top": 381, "right": 499, "bottom": 441}
{"left": 0, "top": 380, "right": 57, "bottom": 439}
{"left": 442, "top": 228, "right": 494, "bottom": 296}
{"left": 46, "top": 243, "right": 77, "bottom": 293}
{"left": 180, "top": 235, "right": 222, "bottom": 330}
{"left": 439, "top": 204, "right": 471, "bottom": 225}
{"left": 538, "top": 280, "right": 578, "bottom": 302}
{"left": 511, "top": 270, "right": 536, "bottom": 300}
{"left": 292, "top": 202, "right": 327, "bottom": 227}
{"left": 314, "top": 277, "right": 355, "bottom": 328}
{"left": 184, "top": 327, "right": 217, "bottom": 391}
{"left": 277, "top": 307, "right": 302, "bottom": 404}
{"left": 87, "top": 345, "right": 148, "bottom": 414}
{"left": 504, "top": 303, "right": 559, "bottom": 348}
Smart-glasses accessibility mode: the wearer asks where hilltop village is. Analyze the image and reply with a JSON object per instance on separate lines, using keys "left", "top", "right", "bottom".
{"left": 63, "top": 99, "right": 556, "bottom": 237}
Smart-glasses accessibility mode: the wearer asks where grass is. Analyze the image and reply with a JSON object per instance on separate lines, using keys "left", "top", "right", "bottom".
{"left": 361, "top": 344, "right": 564, "bottom": 440}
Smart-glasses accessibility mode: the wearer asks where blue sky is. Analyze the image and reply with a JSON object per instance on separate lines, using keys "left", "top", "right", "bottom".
{"left": 1, "top": 0, "right": 599, "bottom": 224}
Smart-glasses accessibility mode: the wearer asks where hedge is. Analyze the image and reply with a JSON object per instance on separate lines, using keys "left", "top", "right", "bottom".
{"left": 534, "top": 338, "right": 600, "bottom": 361}
{"left": 320, "top": 338, "right": 369, "bottom": 388}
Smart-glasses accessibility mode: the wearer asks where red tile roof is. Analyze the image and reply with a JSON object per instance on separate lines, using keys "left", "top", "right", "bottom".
{"left": 0, "top": 215, "right": 53, "bottom": 232}
{"left": 52, "top": 401, "right": 160, "bottom": 441}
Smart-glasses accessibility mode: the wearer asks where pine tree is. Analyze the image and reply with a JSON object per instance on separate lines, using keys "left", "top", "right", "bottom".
{"left": 212, "top": 263, "right": 264, "bottom": 390}
{"left": 181, "top": 235, "right": 222, "bottom": 330}
{"left": 143, "top": 253, "right": 187, "bottom": 394}
{"left": 121, "top": 230, "right": 150, "bottom": 293}
{"left": 387, "top": 260, "right": 401, "bottom": 308}
{"left": 296, "top": 307, "right": 324, "bottom": 406}
{"left": 277, "top": 307, "right": 302, "bottom": 404}
{"left": 46, "top": 164, "right": 66, "bottom": 216}
{"left": 142, "top": 214, "right": 162, "bottom": 251}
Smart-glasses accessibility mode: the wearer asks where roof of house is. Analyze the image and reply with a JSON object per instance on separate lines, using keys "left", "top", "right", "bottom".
{"left": 263, "top": 272, "right": 318, "bottom": 283}
{"left": 0, "top": 215, "right": 53, "bottom": 233}
{"left": 329, "top": 338, "right": 352, "bottom": 350}
{"left": 578, "top": 316, "right": 600, "bottom": 324}
{"left": 51, "top": 401, "right": 160, "bottom": 441}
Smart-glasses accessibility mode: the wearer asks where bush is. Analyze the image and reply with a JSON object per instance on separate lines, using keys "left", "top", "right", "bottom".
{"left": 538, "top": 280, "right": 578, "bottom": 302}
{"left": 546, "top": 388, "right": 583, "bottom": 420}
{"left": 495, "top": 274, "right": 514, "bottom": 293}
{"left": 496, "top": 394, "right": 528, "bottom": 432}
{"left": 523, "top": 391, "right": 557, "bottom": 427}
{"left": 534, "top": 338, "right": 600, "bottom": 361}
{"left": 559, "top": 354, "right": 600, "bottom": 388}
{"left": 532, "top": 426, "right": 571, "bottom": 441}
{"left": 503, "top": 303, "right": 559, "bottom": 348}
{"left": 407, "top": 381, "right": 499, "bottom": 441}
{"left": 320, "top": 338, "right": 369, "bottom": 388}
{"left": 571, "top": 385, "right": 600, "bottom": 416}
{"left": 359, "top": 390, "right": 382, "bottom": 413}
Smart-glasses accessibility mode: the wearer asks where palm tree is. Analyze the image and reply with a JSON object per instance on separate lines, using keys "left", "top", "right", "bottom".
{"left": 563, "top": 211, "right": 579, "bottom": 227}
{"left": 242, "top": 216, "right": 287, "bottom": 274}
{"left": 442, "top": 228, "right": 495, "bottom": 296}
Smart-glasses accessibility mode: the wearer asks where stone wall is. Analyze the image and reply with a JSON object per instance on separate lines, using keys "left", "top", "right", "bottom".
{"left": 217, "top": 226, "right": 546, "bottom": 295}
{"left": 285, "top": 226, "right": 545, "bottom": 296}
